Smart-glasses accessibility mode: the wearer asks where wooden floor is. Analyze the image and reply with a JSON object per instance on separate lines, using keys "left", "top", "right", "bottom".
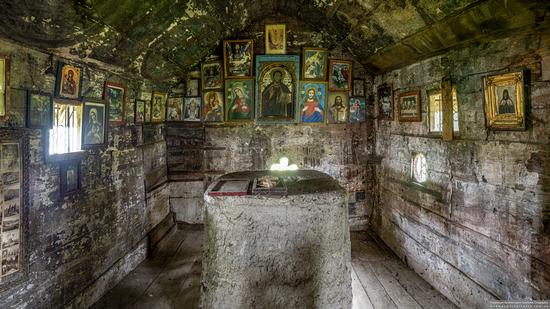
{"left": 350, "top": 232, "right": 457, "bottom": 309}
{"left": 92, "top": 226, "right": 457, "bottom": 309}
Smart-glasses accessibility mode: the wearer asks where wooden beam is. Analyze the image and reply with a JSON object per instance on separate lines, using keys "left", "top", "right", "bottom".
{"left": 441, "top": 79, "right": 453, "bottom": 141}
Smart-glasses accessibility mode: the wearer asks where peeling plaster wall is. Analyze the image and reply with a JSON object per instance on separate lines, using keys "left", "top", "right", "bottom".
{"left": 372, "top": 31, "right": 550, "bottom": 308}
{"left": 0, "top": 38, "right": 169, "bottom": 308}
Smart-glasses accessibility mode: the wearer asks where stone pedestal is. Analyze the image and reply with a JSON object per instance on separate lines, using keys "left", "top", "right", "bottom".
{"left": 200, "top": 170, "right": 352, "bottom": 309}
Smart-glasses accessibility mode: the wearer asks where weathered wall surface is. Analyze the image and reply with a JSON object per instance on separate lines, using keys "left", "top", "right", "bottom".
{"left": 372, "top": 31, "right": 550, "bottom": 308}
{"left": 167, "top": 18, "right": 376, "bottom": 230}
{"left": 167, "top": 124, "right": 375, "bottom": 229}
{"left": 3, "top": 0, "right": 544, "bottom": 83}
{"left": 0, "top": 38, "right": 169, "bottom": 308}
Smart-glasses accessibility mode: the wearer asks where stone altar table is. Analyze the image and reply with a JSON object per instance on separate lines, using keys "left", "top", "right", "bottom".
{"left": 200, "top": 170, "right": 352, "bottom": 309}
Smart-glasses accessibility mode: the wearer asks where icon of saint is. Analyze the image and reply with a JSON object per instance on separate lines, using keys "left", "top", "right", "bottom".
{"left": 268, "top": 29, "right": 283, "bottom": 50}
{"left": 204, "top": 93, "right": 222, "bottom": 122}
{"left": 85, "top": 108, "right": 103, "bottom": 144}
{"left": 185, "top": 99, "right": 200, "bottom": 121}
{"left": 153, "top": 97, "right": 162, "bottom": 119}
{"left": 230, "top": 87, "right": 250, "bottom": 120}
{"left": 498, "top": 89, "right": 515, "bottom": 114}
{"left": 62, "top": 69, "right": 76, "bottom": 95}
{"left": 301, "top": 88, "right": 324, "bottom": 122}
{"left": 168, "top": 100, "right": 181, "bottom": 120}
{"left": 329, "top": 95, "right": 346, "bottom": 123}
{"left": 350, "top": 99, "right": 364, "bottom": 122}
{"left": 261, "top": 70, "right": 291, "bottom": 118}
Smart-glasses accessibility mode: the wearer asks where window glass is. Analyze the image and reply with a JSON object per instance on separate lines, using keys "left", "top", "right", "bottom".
{"left": 428, "top": 91, "right": 442, "bottom": 133}
{"left": 428, "top": 88, "right": 459, "bottom": 133}
{"left": 0, "top": 58, "right": 5, "bottom": 93}
{"left": 0, "top": 58, "right": 5, "bottom": 116}
{"left": 452, "top": 87, "right": 459, "bottom": 132}
{"left": 412, "top": 153, "right": 427, "bottom": 183}
{"left": 49, "top": 102, "right": 82, "bottom": 155}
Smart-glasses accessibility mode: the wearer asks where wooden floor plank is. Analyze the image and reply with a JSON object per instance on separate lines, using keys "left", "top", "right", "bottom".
{"left": 351, "top": 236, "right": 392, "bottom": 263}
{"left": 352, "top": 265, "right": 375, "bottom": 309}
{"left": 170, "top": 257, "right": 202, "bottom": 308}
{"left": 91, "top": 227, "right": 189, "bottom": 309}
{"left": 352, "top": 257, "right": 398, "bottom": 309}
{"left": 133, "top": 230, "right": 202, "bottom": 309}
{"left": 368, "top": 262, "right": 423, "bottom": 309}
{"left": 381, "top": 259, "right": 459, "bottom": 309}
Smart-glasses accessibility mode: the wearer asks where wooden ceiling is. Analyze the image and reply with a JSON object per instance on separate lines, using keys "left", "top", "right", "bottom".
{"left": 0, "top": 0, "right": 547, "bottom": 82}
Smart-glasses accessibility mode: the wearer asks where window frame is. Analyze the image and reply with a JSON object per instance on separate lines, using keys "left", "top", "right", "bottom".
{"left": 46, "top": 99, "right": 85, "bottom": 163}
{"left": 427, "top": 88, "right": 443, "bottom": 135}
{"left": 426, "top": 87, "right": 460, "bottom": 137}
{"left": 0, "top": 54, "right": 10, "bottom": 118}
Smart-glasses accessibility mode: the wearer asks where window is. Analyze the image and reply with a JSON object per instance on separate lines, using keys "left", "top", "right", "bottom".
{"left": 428, "top": 87, "right": 459, "bottom": 133}
{"left": 49, "top": 101, "right": 82, "bottom": 155}
{"left": 0, "top": 57, "right": 7, "bottom": 116}
{"left": 428, "top": 90, "right": 442, "bottom": 132}
{"left": 412, "top": 153, "right": 427, "bottom": 183}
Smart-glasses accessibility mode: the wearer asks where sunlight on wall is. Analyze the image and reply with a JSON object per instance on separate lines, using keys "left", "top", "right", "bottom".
{"left": 270, "top": 157, "right": 298, "bottom": 171}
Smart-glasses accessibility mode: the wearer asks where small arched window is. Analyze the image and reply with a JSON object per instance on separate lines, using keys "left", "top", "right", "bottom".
{"left": 412, "top": 153, "right": 427, "bottom": 183}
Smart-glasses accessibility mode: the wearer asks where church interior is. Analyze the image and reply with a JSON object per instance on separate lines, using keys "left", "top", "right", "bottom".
{"left": 0, "top": 0, "right": 549, "bottom": 308}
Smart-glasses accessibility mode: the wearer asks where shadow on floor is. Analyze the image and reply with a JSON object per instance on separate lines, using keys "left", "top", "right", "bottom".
{"left": 92, "top": 225, "right": 457, "bottom": 309}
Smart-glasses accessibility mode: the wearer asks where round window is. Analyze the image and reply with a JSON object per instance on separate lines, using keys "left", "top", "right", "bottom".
{"left": 412, "top": 153, "right": 427, "bottom": 183}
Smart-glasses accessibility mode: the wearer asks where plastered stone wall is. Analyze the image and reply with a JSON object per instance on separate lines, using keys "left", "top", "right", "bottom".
{"left": 372, "top": 31, "right": 550, "bottom": 308}
{"left": 0, "top": 38, "right": 170, "bottom": 308}
{"left": 167, "top": 124, "right": 375, "bottom": 229}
